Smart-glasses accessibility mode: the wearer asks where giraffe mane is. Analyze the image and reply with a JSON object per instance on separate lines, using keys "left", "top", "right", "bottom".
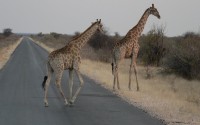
{"left": 70, "top": 21, "right": 99, "bottom": 42}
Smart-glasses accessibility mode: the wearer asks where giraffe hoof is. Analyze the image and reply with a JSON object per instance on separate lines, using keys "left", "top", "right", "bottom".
{"left": 69, "top": 104, "right": 74, "bottom": 107}
{"left": 44, "top": 102, "right": 49, "bottom": 107}
{"left": 45, "top": 104, "right": 49, "bottom": 107}
{"left": 69, "top": 101, "right": 74, "bottom": 107}
{"left": 64, "top": 99, "right": 69, "bottom": 106}
{"left": 64, "top": 103, "right": 69, "bottom": 106}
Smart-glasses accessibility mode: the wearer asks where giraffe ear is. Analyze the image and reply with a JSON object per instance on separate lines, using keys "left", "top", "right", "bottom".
{"left": 152, "top": 4, "right": 154, "bottom": 8}
{"left": 96, "top": 19, "right": 98, "bottom": 22}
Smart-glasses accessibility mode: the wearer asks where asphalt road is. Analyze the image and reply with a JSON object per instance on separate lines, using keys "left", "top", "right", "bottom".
{"left": 0, "top": 37, "right": 164, "bottom": 125}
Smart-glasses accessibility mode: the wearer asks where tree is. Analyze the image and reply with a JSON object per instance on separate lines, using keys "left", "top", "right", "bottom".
{"left": 139, "top": 25, "right": 166, "bottom": 79}
{"left": 140, "top": 25, "right": 166, "bottom": 66}
{"left": 3, "top": 28, "right": 12, "bottom": 37}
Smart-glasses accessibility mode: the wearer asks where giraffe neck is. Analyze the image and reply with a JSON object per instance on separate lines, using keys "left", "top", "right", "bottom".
{"left": 72, "top": 23, "right": 98, "bottom": 49}
{"left": 134, "top": 9, "right": 150, "bottom": 36}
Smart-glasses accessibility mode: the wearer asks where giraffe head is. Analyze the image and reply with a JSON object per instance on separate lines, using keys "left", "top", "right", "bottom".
{"left": 94, "top": 19, "right": 104, "bottom": 33}
{"left": 148, "top": 4, "right": 161, "bottom": 19}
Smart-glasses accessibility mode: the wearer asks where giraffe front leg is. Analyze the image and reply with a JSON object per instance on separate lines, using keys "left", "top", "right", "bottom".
{"left": 133, "top": 62, "right": 139, "bottom": 91}
{"left": 129, "top": 49, "right": 139, "bottom": 91}
{"left": 129, "top": 53, "right": 134, "bottom": 91}
{"left": 129, "top": 63, "right": 133, "bottom": 91}
{"left": 69, "top": 70, "right": 84, "bottom": 105}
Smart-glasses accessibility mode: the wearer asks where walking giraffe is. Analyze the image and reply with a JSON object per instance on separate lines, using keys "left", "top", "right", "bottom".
{"left": 112, "top": 4, "right": 160, "bottom": 91}
{"left": 42, "top": 19, "right": 103, "bottom": 107}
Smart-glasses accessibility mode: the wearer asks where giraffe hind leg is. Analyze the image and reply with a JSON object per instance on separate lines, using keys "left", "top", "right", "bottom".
{"left": 68, "top": 69, "right": 74, "bottom": 106}
{"left": 55, "top": 71, "right": 68, "bottom": 106}
{"left": 116, "top": 71, "right": 120, "bottom": 90}
{"left": 113, "top": 65, "right": 117, "bottom": 90}
{"left": 69, "top": 70, "right": 84, "bottom": 105}
{"left": 44, "top": 68, "right": 52, "bottom": 107}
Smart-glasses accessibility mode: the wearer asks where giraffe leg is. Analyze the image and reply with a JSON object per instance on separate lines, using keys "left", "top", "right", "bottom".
{"left": 128, "top": 53, "right": 134, "bottom": 91}
{"left": 70, "top": 70, "right": 84, "bottom": 105}
{"left": 116, "top": 70, "right": 120, "bottom": 90}
{"left": 113, "top": 66, "right": 116, "bottom": 90}
{"left": 129, "top": 48, "right": 139, "bottom": 91}
{"left": 68, "top": 69, "right": 74, "bottom": 106}
{"left": 55, "top": 71, "right": 68, "bottom": 106}
{"left": 133, "top": 63, "right": 139, "bottom": 91}
{"left": 129, "top": 64, "right": 133, "bottom": 91}
{"left": 44, "top": 63, "right": 52, "bottom": 107}
{"left": 113, "top": 65, "right": 119, "bottom": 90}
{"left": 113, "top": 61, "right": 120, "bottom": 90}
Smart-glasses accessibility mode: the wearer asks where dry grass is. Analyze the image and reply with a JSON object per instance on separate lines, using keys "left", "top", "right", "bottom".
{"left": 0, "top": 36, "right": 22, "bottom": 69}
{"left": 31, "top": 38, "right": 200, "bottom": 125}
{"left": 80, "top": 59, "right": 200, "bottom": 125}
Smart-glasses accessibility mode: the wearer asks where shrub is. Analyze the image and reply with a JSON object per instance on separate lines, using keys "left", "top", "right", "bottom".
{"left": 50, "top": 32, "right": 61, "bottom": 39}
{"left": 164, "top": 32, "right": 200, "bottom": 79}
{"left": 37, "top": 32, "right": 44, "bottom": 37}
{"left": 87, "top": 32, "right": 118, "bottom": 62}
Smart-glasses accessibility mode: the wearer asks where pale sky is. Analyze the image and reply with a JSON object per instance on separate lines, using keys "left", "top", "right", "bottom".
{"left": 0, "top": 0, "right": 199, "bottom": 36}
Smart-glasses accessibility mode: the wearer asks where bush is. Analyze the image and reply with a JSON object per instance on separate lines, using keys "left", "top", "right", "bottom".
{"left": 50, "top": 32, "right": 61, "bottom": 39}
{"left": 37, "top": 32, "right": 44, "bottom": 37}
{"left": 87, "top": 32, "right": 118, "bottom": 62}
{"left": 164, "top": 32, "right": 200, "bottom": 79}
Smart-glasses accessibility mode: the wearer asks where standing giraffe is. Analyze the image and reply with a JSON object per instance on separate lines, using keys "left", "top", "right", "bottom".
{"left": 112, "top": 4, "right": 160, "bottom": 91}
{"left": 42, "top": 19, "right": 103, "bottom": 107}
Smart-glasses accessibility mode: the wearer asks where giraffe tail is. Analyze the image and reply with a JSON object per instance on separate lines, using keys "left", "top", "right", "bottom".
{"left": 42, "top": 76, "right": 48, "bottom": 90}
{"left": 111, "top": 63, "right": 114, "bottom": 75}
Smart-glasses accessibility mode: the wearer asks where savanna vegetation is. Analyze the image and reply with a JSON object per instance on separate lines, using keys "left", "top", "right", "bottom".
{"left": 31, "top": 25, "right": 200, "bottom": 80}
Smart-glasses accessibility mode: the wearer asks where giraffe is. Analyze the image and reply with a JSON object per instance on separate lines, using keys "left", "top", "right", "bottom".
{"left": 112, "top": 4, "right": 160, "bottom": 91}
{"left": 42, "top": 19, "right": 103, "bottom": 107}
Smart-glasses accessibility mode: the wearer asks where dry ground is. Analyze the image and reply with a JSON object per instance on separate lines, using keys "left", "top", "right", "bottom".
{"left": 0, "top": 35, "right": 22, "bottom": 69}
{"left": 31, "top": 38, "right": 200, "bottom": 125}
{"left": 81, "top": 59, "right": 200, "bottom": 125}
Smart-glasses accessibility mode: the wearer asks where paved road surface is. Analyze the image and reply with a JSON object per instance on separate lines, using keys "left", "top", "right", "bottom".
{"left": 0, "top": 38, "right": 164, "bottom": 125}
